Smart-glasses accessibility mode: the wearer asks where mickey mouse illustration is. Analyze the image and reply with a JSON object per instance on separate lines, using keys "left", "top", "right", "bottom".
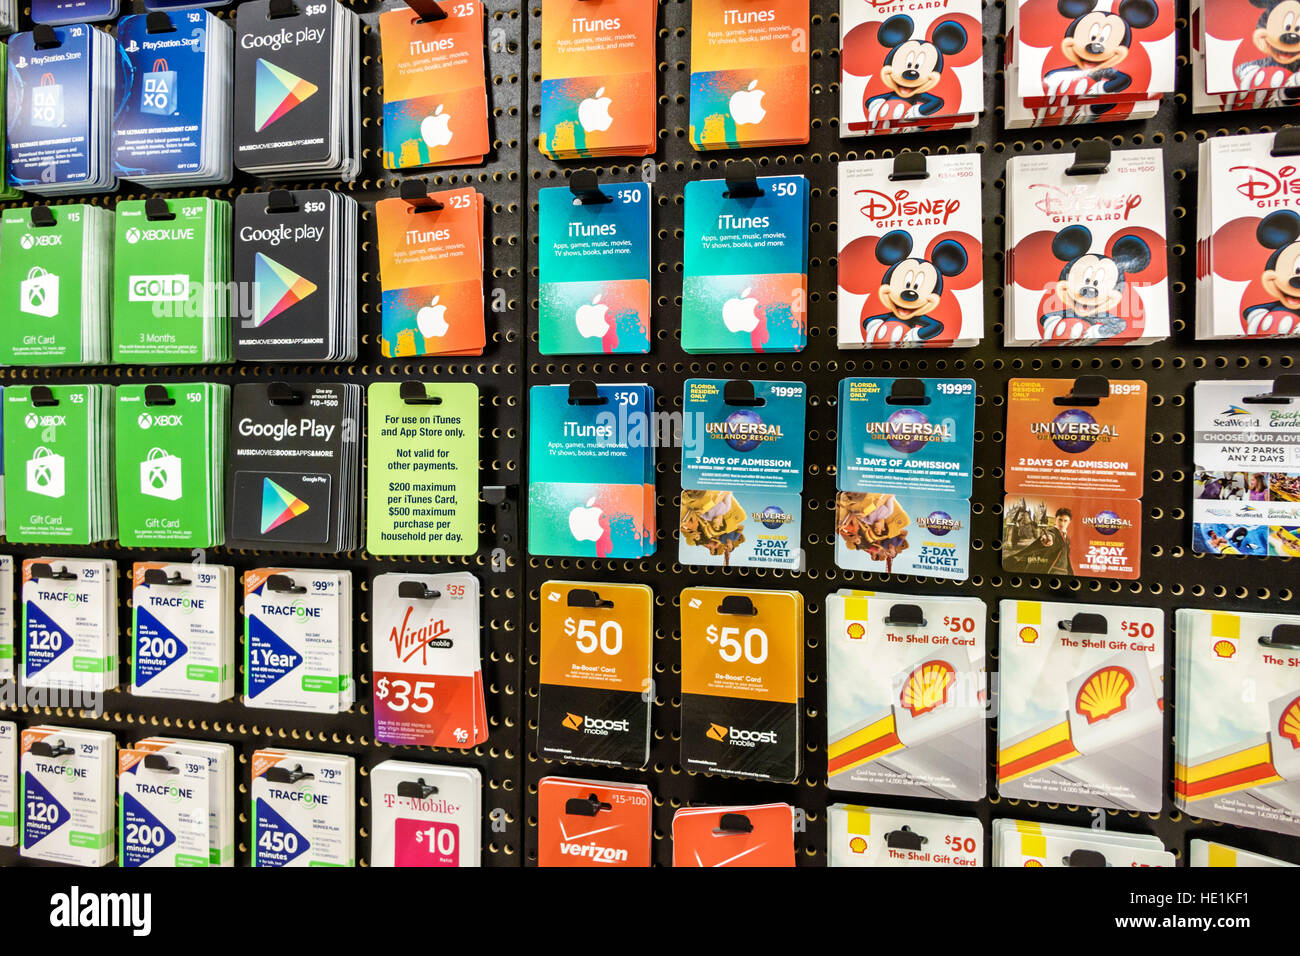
{"left": 1039, "top": 224, "right": 1151, "bottom": 342}
{"left": 862, "top": 229, "right": 969, "bottom": 344}
{"left": 865, "top": 15, "right": 969, "bottom": 123}
{"left": 1235, "top": 0, "right": 1300, "bottom": 101}
{"left": 1042, "top": 0, "right": 1159, "bottom": 99}
{"left": 1242, "top": 209, "right": 1300, "bottom": 336}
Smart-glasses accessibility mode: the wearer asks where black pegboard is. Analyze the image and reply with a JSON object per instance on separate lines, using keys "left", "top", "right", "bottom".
{"left": 520, "top": 0, "right": 1300, "bottom": 867}
{"left": 0, "top": 0, "right": 528, "bottom": 867}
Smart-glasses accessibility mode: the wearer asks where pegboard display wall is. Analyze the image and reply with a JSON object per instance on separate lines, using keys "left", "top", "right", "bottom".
{"left": 521, "top": 0, "right": 1300, "bottom": 867}
{"left": 0, "top": 0, "right": 527, "bottom": 867}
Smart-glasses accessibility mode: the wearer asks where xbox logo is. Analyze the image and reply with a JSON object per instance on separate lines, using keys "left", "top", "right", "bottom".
{"left": 125, "top": 227, "right": 141, "bottom": 244}
{"left": 24, "top": 413, "right": 39, "bottom": 429}
{"left": 20, "top": 234, "right": 34, "bottom": 250}
{"left": 137, "top": 413, "right": 153, "bottom": 429}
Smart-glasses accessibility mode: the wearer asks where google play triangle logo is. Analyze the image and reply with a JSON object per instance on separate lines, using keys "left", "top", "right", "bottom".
{"left": 253, "top": 253, "right": 317, "bottom": 327}
{"left": 255, "top": 59, "right": 318, "bottom": 132}
{"left": 261, "top": 478, "right": 310, "bottom": 534}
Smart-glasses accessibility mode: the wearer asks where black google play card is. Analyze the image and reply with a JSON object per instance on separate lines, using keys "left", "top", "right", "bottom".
{"left": 233, "top": 0, "right": 337, "bottom": 171}
{"left": 230, "top": 470, "right": 333, "bottom": 546}
{"left": 233, "top": 190, "right": 333, "bottom": 361}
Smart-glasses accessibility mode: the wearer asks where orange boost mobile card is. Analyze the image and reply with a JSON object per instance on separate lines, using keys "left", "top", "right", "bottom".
{"left": 537, "top": 776, "right": 652, "bottom": 867}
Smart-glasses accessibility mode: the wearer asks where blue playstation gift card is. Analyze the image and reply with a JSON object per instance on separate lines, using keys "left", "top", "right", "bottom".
{"left": 6, "top": 26, "right": 95, "bottom": 188}
{"left": 32, "top": 0, "right": 119, "bottom": 25}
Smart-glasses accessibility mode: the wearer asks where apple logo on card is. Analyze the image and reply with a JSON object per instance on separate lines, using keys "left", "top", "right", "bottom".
{"left": 722, "top": 287, "right": 760, "bottom": 333}
{"left": 574, "top": 294, "right": 610, "bottom": 338}
{"left": 578, "top": 87, "right": 613, "bottom": 133}
{"left": 417, "top": 296, "right": 448, "bottom": 338}
{"left": 421, "top": 104, "right": 453, "bottom": 148}
{"left": 730, "top": 80, "right": 766, "bottom": 125}
{"left": 569, "top": 496, "right": 605, "bottom": 542}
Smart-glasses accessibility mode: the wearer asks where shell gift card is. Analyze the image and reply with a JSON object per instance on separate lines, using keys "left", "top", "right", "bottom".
{"left": 380, "top": 1, "right": 488, "bottom": 169}
{"left": 539, "top": 0, "right": 657, "bottom": 159}
{"left": 1005, "top": 149, "right": 1169, "bottom": 346}
{"left": 538, "top": 777, "right": 652, "bottom": 867}
{"left": 376, "top": 187, "right": 485, "bottom": 357}
{"left": 1194, "top": 0, "right": 1300, "bottom": 113}
{"left": 998, "top": 599, "right": 1165, "bottom": 812}
{"left": 1174, "top": 608, "right": 1300, "bottom": 836}
{"left": 538, "top": 581, "right": 652, "bottom": 768}
{"left": 1190, "top": 839, "right": 1297, "bottom": 867}
{"left": 671, "top": 803, "right": 795, "bottom": 867}
{"left": 993, "top": 819, "right": 1174, "bottom": 867}
{"left": 839, "top": 0, "right": 983, "bottom": 134}
{"left": 688, "top": 0, "right": 809, "bottom": 150}
{"left": 826, "top": 591, "right": 987, "bottom": 801}
{"left": 837, "top": 155, "right": 984, "bottom": 348}
{"left": 680, "top": 587, "right": 803, "bottom": 782}
{"left": 828, "top": 804, "right": 983, "bottom": 867}
{"left": 538, "top": 181, "right": 651, "bottom": 355}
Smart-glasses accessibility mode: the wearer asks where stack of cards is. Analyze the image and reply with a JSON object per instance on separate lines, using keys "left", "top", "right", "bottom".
{"left": 826, "top": 590, "right": 987, "bottom": 801}
{"left": 1004, "top": 0, "right": 1173, "bottom": 128}
{"left": 682, "top": 174, "right": 808, "bottom": 353}
{"left": 538, "top": 580, "right": 653, "bottom": 769}
{"left": 118, "top": 745, "right": 212, "bottom": 867}
{"left": 225, "top": 382, "right": 361, "bottom": 553}
{"left": 1005, "top": 148, "right": 1169, "bottom": 346}
{"left": 251, "top": 749, "right": 354, "bottom": 867}
{"left": 835, "top": 377, "right": 976, "bottom": 580}
{"left": 113, "top": 9, "right": 233, "bottom": 188}
{"left": 0, "top": 722, "right": 13, "bottom": 848}
{"left": 0, "top": 47, "right": 24, "bottom": 200}
{"left": 1197, "top": 133, "right": 1300, "bottom": 340}
{"left": 0, "top": 557, "right": 12, "bottom": 682}
{"left": 837, "top": 155, "right": 984, "bottom": 348}
{"left": 679, "top": 379, "right": 806, "bottom": 570}
{"left": 233, "top": 188, "right": 358, "bottom": 361}
{"left": 1192, "top": 379, "right": 1300, "bottom": 558}
{"left": 113, "top": 196, "right": 231, "bottom": 364}
{"left": 1191, "top": 0, "right": 1300, "bottom": 113}
{"left": 671, "top": 804, "right": 796, "bottom": 867}
{"left": 1189, "top": 840, "right": 1296, "bottom": 868}
{"left": 538, "top": 179, "right": 651, "bottom": 355}
{"left": 538, "top": 0, "right": 657, "bottom": 159}
{"left": 527, "top": 382, "right": 656, "bottom": 559}
{"left": 537, "top": 777, "right": 652, "bottom": 867}
{"left": 4, "top": 384, "right": 116, "bottom": 544}
{"left": 376, "top": 186, "right": 485, "bottom": 357}
{"left": 365, "top": 382, "right": 478, "bottom": 556}
{"left": 828, "top": 804, "right": 983, "bottom": 867}
{"left": 6, "top": 24, "right": 117, "bottom": 195}
{"left": 992, "top": 819, "right": 1174, "bottom": 867}
{"left": 130, "top": 737, "right": 236, "bottom": 867}
{"left": 1175, "top": 608, "right": 1300, "bottom": 836}
{"left": 689, "top": 0, "right": 808, "bottom": 150}
{"left": 839, "top": 0, "right": 983, "bottom": 135}
{"left": 20, "top": 726, "right": 116, "bottom": 867}
{"left": 115, "top": 383, "right": 229, "bottom": 549}
{"left": 371, "top": 572, "right": 488, "bottom": 750}
{"left": 1002, "top": 377, "right": 1147, "bottom": 579}
{"left": 131, "top": 562, "right": 236, "bottom": 704}
{"left": 33, "top": 0, "right": 119, "bottom": 24}
{"left": 998, "top": 599, "right": 1164, "bottom": 811}
{"left": 370, "top": 760, "right": 482, "bottom": 867}
{"left": 233, "top": 0, "right": 359, "bottom": 180}
{"left": 0, "top": 203, "right": 113, "bottom": 366}
{"left": 379, "top": 0, "right": 488, "bottom": 169}
{"left": 680, "top": 587, "right": 804, "bottom": 783}
{"left": 244, "top": 567, "right": 353, "bottom": 715}
{"left": 21, "top": 558, "right": 118, "bottom": 694}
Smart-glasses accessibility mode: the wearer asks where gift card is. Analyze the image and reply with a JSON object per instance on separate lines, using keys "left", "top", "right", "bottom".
{"left": 828, "top": 804, "right": 983, "bottom": 867}
{"left": 370, "top": 760, "right": 481, "bottom": 867}
{"left": 671, "top": 804, "right": 795, "bottom": 866}
{"left": 537, "top": 777, "right": 652, "bottom": 867}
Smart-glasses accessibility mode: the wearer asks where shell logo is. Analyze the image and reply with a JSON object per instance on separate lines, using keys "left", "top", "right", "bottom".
{"left": 1019, "top": 626, "right": 1039, "bottom": 644}
{"left": 849, "top": 836, "right": 868, "bottom": 854}
{"left": 1074, "top": 665, "right": 1135, "bottom": 725}
{"left": 1212, "top": 639, "right": 1236, "bottom": 659}
{"left": 847, "top": 622, "right": 866, "bottom": 640}
{"left": 900, "top": 659, "right": 956, "bottom": 717}
{"left": 1024, "top": 859, "right": 1043, "bottom": 867}
{"left": 1279, "top": 696, "right": 1300, "bottom": 750}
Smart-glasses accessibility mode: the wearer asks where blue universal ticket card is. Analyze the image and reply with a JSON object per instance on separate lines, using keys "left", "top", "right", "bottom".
{"left": 113, "top": 11, "right": 209, "bottom": 177}
{"left": 682, "top": 379, "right": 805, "bottom": 492}
{"left": 681, "top": 175, "right": 809, "bottom": 353}
{"left": 6, "top": 27, "right": 95, "bottom": 188}
{"left": 837, "top": 378, "right": 976, "bottom": 499}
{"left": 834, "top": 491, "right": 971, "bottom": 580}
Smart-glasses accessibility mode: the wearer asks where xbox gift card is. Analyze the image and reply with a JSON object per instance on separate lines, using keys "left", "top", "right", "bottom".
{"left": 226, "top": 382, "right": 360, "bottom": 552}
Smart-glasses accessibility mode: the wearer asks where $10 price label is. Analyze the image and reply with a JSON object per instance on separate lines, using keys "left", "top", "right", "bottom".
{"left": 395, "top": 818, "right": 460, "bottom": 867}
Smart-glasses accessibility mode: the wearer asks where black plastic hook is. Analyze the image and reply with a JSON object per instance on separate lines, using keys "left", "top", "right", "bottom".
{"left": 723, "top": 160, "right": 764, "bottom": 199}
{"left": 400, "top": 178, "right": 444, "bottom": 212}
{"left": 1053, "top": 375, "right": 1109, "bottom": 407}
{"left": 1271, "top": 128, "right": 1300, "bottom": 158}
{"left": 144, "top": 384, "right": 175, "bottom": 406}
{"left": 565, "top": 793, "right": 612, "bottom": 817}
{"left": 31, "top": 385, "right": 58, "bottom": 407}
{"left": 30, "top": 563, "right": 76, "bottom": 581}
{"left": 886, "top": 378, "right": 930, "bottom": 406}
{"left": 1260, "top": 624, "right": 1300, "bottom": 650}
{"left": 266, "top": 574, "right": 306, "bottom": 595}
{"left": 397, "top": 580, "right": 441, "bottom": 601}
{"left": 1065, "top": 138, "right": 1110, "bottom": 176}
{"left": 142, "top": 568, "right": 191, "bottom": 587}
{"left": 1242, "top": 374, "right": 1300, "bottom": 405}
{"left": 400, "top": 381, "right": 442, "bottom": 405}
{"left": 396, "top": 778, "right": 440, "bottom": 799}
{"left": 567, "top": 380, "right": 607, "bottom": 405}
{"left": 566, "top": 587, "right": 613, "bottom": 609}
{"left": 723, "top": 380, "right": 765, "bottom": 407}
{"left": 1059, "top": 613, "right": 1108, "bottom": 636}
{"left": 145, "top": 196, "right": 175, "bottom": 221}
{"left": 889, "top": 151, "right": 928, "bottom": 182}
{"left": 718, "top": 594, "right": 757, "bottom": 616}
{"left": 569, "top": 170, "right": 612, "bottom": 205}
{"left": 883, "top": 603, "right": 926, "bottom": 628}
{"left": 30, "top": 205, "right": 55, "bottom": 228}
{"left": 267, "top": 382, "right": 303, "bottom": 406}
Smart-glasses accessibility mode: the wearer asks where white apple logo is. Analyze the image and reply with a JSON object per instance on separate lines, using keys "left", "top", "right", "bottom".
{"left": 421, "top": 104, "right": 453, "bottom": 149}
{"left": 416, "top": 296, "right": 449, "bottom": 338}
{"left": 722, "top": 287, "right": 761, "bottom": 334}
{"left": 577, "top": 87, "right": 613, "bottom": 133}
{"left": 574, "top": 294, "right": 610, "bottom": 338}
{"left": 729, "top": 79, "right": 766, "bottom": 125}
{"left": 569, "top": 496, "right": 605, "bottom": 542}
